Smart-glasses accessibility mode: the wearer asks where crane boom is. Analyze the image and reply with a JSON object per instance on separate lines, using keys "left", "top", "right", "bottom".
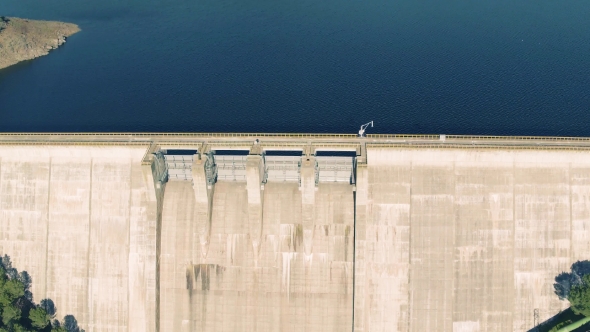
{"left": 358, "top": 121, "right": 374, "bottom": 137}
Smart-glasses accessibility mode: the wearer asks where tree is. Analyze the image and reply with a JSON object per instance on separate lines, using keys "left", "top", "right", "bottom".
{"left": 63, "top": 315, "right": 82, "bottom": 332}
{"left": 554, "top": 260, "right": 590, "bottom": 300}
{"left": 29, "top": 307, "right": 50, "bottom": 329}
{"left": 18, "top": 271, "right": 33, "bottom": 302}
{"left": 0, "top": 254, "right": 85, "bottom": 331}
{"left": 569, "top": 274, "right": 590, "bottom": 317}
{"left": 40, "top": 299, "right": 56, "bottom": 318}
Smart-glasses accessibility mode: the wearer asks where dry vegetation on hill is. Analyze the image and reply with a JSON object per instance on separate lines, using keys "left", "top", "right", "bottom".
{"left": 0, "top": 16, "right": 80, "bottom": 70}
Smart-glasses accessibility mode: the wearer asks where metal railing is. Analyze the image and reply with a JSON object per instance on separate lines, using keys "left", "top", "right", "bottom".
{"left": 366, "top": 134, "right": 590, "bottom": 142}
{"left": 366, "top": 143, "right": 590, "bottom": 151}
{"left": 3, "top": 132, "right": 590, "bottom": 141}
{"left": 0, "top": 132, "right": 358, "bottom": 139}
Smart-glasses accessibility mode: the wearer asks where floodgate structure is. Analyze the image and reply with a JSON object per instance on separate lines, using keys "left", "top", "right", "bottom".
{"left": 1, "top": 133, "right": 590, "bottom": 332}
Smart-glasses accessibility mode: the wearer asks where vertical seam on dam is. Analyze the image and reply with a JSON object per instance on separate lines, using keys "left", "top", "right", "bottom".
{"left": 407, "top": 160, "right": 413, "bottom": 332}
{"left": 568, "top": 162, "right": 573, "bottom": 264}
{"left": 155, "top": 182, "right": 164, "bottom": 332}
{"left": 44, "top": 158, "right": 52, "bottom": 298}
{"left": 456, "top": 161, "right": 459, "bottom": 331}
{"left": 511, "top": 159, "right": 516, "bottom": 330}
{"left": 127, "top": 159, "right": 133, "bottom": 329}
{"left": 352, "top": 188, "right": 356, "bottom": 332}
{"left": 86, "top": 158, "right": 93, "bottom": 327}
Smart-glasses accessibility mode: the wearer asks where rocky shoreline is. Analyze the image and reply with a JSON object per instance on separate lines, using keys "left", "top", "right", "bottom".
{"left": 0, "top": 16, "right": 80, "bottom": 70}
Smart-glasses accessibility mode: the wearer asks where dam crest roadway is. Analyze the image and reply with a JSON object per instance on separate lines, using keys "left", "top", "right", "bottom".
{"left": 1, "top": 132, "right": 590, "bottom": 331}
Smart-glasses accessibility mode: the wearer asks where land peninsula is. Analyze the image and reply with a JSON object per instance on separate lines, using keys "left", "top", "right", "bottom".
{"left": 0, "top": 16, "right": 79, "bottom": 70}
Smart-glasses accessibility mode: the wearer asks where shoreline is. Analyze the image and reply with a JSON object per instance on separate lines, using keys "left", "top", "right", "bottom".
{"left": 0, "top": 16, "right": 80, "bottom": 70}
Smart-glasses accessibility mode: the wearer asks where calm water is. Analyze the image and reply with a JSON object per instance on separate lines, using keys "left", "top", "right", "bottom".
{"left": 1, "top": 0, "right": 589, "bottom": 135}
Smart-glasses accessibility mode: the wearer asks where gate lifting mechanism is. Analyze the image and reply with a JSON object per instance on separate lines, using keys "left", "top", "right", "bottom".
{"left": 160, "top": 151, "right": 356, "bottom": 185}
{"left": 358, "top": 121, "right": 374, "bottom": 137}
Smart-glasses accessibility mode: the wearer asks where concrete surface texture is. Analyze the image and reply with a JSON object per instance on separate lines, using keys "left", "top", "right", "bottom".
{"left": 159, "top": 153, "right": 354, "bottom": 332}
{"left": 2, "top": 141, "right": 590, "bottom": 332}
{"left": 356, "top": 147, "right": 589, "bottom": 331}
{"left": 0, "top": 146, "right": 157, "bottom": 332}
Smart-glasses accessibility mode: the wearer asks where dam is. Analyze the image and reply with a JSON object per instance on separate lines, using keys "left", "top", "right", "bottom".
{"left": 1, "top": 133, "right": 590, "bottom": 331}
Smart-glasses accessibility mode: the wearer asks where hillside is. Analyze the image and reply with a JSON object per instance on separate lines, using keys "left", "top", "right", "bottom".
{"left": 0, "top": 16, "right": 80, "bottom": 70}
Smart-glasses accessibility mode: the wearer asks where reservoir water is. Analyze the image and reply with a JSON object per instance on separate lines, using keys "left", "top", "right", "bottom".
{"left": 1, "top": 0, "right": 589, "bottom": 135}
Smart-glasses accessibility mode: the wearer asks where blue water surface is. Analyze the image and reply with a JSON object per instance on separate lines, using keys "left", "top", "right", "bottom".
{"left": 1, "top": 0, "right": 589, "bottom": 135}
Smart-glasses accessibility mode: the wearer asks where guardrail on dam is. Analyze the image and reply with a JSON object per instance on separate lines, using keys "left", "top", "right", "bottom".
{"left": 1, "top": 133, "right": 590, "bottom": 331}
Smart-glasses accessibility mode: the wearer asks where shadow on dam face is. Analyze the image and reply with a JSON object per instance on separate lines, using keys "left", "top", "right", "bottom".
{"left": 159, "top": 159, "right": 355, "bottom": 331}
{"left": 2, "top": 141, "right": 590, "bottom": 332}
{"left": 187, "top": 264, "right": 225, "bottom": 291}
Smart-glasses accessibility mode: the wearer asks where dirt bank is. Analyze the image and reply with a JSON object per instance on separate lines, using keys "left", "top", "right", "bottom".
{"left": 0, "top": 16, "right": 80, "bottom": 70}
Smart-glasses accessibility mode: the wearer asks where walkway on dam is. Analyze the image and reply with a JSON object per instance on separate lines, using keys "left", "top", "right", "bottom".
{"left": 5, "top": 132, "right": 590, "bottom": 148}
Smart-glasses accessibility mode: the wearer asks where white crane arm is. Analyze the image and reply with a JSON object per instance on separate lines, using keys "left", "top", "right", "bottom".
{"left": 358, "top": 121, "right": 374, "bottom": 137}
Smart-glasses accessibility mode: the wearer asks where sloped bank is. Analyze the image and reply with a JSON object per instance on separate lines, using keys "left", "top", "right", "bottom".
{"left": 0, "top": 16, "right": 80, "bottom": 70}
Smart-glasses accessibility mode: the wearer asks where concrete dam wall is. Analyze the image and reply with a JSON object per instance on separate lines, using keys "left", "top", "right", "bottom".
{"left": 1, "top": 134, "right": 590, "bottom": 331}
{"left": 0, "top": 145, "right": 156, "bottom": 331}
